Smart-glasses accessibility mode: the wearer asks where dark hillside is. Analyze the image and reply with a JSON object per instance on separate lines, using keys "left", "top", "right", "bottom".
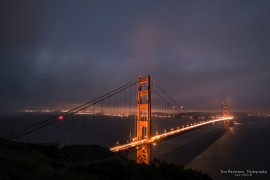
{"left": 0, "top": 139, "right": 211, "bottom": 180}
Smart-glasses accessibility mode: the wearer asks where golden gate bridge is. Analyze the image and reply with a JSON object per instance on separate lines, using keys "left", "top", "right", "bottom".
{"left": 2, "top": 75, "right": 234, "bottom": 164}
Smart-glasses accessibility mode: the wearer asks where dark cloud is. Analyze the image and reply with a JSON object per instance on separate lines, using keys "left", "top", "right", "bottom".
{"left": 1, "top": 0, "right": 270, "bottom": 113}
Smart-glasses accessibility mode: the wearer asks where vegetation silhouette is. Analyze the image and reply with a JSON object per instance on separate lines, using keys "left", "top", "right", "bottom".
{"left": 0, "top": 139, "right": 212, "bottom": 180}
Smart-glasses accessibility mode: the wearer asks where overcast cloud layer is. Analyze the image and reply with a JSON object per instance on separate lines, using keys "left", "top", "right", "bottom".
{"left": 1, "top": 0, "right": 270, "bottom": 113}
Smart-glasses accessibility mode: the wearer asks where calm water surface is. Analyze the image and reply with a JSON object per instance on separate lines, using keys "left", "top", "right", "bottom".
{"left": 152, "top": 117, "right": 270, "bottom": 180}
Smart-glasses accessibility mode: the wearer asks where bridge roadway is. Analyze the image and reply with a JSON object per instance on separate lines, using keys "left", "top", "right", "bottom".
{"left": 110, "top": 116, "right": 233, "bottom": 152}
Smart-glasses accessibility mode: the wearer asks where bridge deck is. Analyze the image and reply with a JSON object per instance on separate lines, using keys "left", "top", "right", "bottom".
{"left": 110, "top": 117, "right": 233, "bottom": 152}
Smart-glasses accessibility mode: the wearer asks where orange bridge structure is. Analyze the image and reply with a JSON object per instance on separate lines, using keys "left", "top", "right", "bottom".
{"left": 3, "top": 75, "right": 234, "bottom": 164}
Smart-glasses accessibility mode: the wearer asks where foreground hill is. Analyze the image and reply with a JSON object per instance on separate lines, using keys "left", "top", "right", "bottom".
{"left": 0, "top": 139, "right": 211, "bottom": 180}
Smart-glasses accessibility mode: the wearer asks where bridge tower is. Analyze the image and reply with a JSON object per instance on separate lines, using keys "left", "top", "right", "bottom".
{"left": 136, "top": 75, "right": 151, "bottom": 164}
{"left": 222, "top": 103, "right": 229, "bottom": 117}
{"left": 222, "top": 103, "right": 230, "bottom": 127}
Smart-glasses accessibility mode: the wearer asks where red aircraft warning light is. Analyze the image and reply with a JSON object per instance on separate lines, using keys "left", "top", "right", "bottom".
{"left": 58, "top": 115, "right": 64, "bottom": 121}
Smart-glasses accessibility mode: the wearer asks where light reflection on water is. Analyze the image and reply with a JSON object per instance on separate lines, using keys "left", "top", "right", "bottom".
{"left": 185, "top": 118, "right": 270, "bottom": 180}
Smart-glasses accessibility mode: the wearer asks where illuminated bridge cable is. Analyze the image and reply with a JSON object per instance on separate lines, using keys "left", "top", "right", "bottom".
{"left": 151, "top": 78, "right": 183, "bottom": 111}
{"left": 151, "top": 78, "right": 180, "bottom": 106}
{"left": 13, "top": 81, "right": 138, "bottom": 140}
{"left": 151, "top": 87, "right": 181, "bottom": 113}
{"left": 3, "top": 79, "right": 138, "bottom": 140}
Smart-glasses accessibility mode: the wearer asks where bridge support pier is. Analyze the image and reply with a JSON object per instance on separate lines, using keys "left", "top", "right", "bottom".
{"left": 136, "top": 144, "right": 151, "bottom": 164}
{"left": 136, "top": 75, "right": 151, "bottom": 164}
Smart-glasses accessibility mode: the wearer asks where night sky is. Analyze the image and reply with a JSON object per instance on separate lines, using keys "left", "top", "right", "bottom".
{"left": 1, "top": 0, "right": 270, "bottom": 113}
